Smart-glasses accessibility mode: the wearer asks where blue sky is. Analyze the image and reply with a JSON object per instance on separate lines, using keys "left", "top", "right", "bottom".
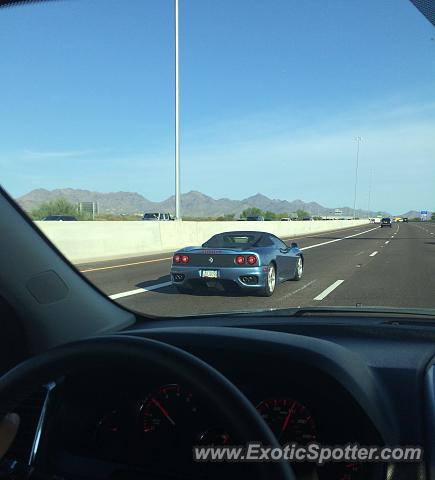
{"left": 0, "top": 0, "right": 434, "bottom": 213}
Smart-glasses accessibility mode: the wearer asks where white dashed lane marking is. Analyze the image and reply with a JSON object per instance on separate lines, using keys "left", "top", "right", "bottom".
{"left": 313, "top": 280, "right": 345, "bottom": 301}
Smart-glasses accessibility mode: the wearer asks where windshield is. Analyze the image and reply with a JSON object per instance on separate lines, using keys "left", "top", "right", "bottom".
{"left": 1, "top": 0, "right": 434, "bottom": 317}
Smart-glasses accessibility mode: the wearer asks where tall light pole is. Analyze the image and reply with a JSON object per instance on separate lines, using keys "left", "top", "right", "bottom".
{"left": 174, "top": 0, "right": 181, "bottom": 220}
{"left": 353, "top": 136, "right": 362, "bottom": 220}
{"left": 367, "top": 168, "right": 372, "bottom": 218}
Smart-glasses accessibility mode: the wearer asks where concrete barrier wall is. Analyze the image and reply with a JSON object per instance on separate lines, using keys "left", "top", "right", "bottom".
{"left": 35, "top": 220, "right": 370, "bottom": 264}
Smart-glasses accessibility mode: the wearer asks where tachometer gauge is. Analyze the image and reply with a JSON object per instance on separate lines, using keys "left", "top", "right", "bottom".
{"left": 139, "top": 382, "right": 201, "bottom": 458}
{"left": 256, "top": 398, "right": 317, "bottom": 444}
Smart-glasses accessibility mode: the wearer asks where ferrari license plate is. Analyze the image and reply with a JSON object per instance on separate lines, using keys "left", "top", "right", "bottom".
{"left": 200, "top": 269, "right": 219, "bottom": 279}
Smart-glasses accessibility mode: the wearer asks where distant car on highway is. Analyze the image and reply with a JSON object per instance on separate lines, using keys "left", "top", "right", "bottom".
{"left": 403, "top": 217, "right": 409, "bottom": 223}
{"left": 142, "top": 212, "right": 173, "bottom": 221}
{"left": 380, "top": 217, "right": 392, "bottom": 228}
{"left": 170, "top": 230, "right": 304, "bottom": 297}
{"left": 302, "top": 217, "right": 314, "bottom": 221}
{"left": 246, "top": 215, "right": 264, "bottom": 221}
{"left": 280, "top": 217, "right": 292, "bottom": 221}
{"left": 42, "top": 215, "right": 77, "bottom": 221}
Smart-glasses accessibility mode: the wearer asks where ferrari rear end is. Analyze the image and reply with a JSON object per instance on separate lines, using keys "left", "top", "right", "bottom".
{"left": 170, "top": 247, "right": 268, "bottom": 293}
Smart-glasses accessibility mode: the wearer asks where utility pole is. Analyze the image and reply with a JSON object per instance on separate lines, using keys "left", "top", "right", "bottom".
{"left": 353, "top": 136, "right": 362, "bottom": 220}
{"left": 174, "top": 0, "right": 181, "bottom": 220}
{"left": 367, "top": 168, "right": 372, "bottom": 218}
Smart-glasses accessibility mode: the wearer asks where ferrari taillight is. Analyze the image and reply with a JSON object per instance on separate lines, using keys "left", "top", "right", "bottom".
{"left": 173, "top": 254, "right": 181, "bottom": 263}
{"left": 235, "top": 255, "right": 245, "bottom": 265}
{"left": 247, "top": 255, "right": 257, "bottom": 265}
{"left": 181, "top": 255, "right": 190, "bottom": 264}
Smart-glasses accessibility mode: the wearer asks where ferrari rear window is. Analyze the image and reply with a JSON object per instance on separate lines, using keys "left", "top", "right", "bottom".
{"left": 204, "top": 233, "right": 263, "bottom": 248}
{"left": 224, "top": 236, "right": 254, "bottom": 244}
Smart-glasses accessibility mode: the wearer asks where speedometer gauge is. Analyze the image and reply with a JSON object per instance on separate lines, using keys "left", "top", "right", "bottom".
{"left": 256, "top": 398, "right": 317, "bottom": 444}
{"left": 256, "top": 398, "right": 364, "bottom": 479}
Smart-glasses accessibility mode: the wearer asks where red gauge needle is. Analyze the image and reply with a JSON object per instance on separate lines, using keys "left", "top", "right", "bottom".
{"left": 280, "top": 401, "right": 296, "bottom": 438}
{"left": 151, "top": 398, "right": 176, "bottom": 426}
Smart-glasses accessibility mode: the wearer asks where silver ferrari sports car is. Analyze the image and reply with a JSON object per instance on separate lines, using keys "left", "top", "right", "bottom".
{"left": 170, "top": 231, "right": 304, "bottom": 296}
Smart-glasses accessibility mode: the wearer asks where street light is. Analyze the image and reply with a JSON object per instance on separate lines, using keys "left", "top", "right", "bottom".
{"left": 353, "top": 136, "right": 362, "bottom": 220}
{"left": 174, "top": 0, "right": 181, "bottom": 220}
{"left": 367, "top": 168, "right": 372, "bottom": 219}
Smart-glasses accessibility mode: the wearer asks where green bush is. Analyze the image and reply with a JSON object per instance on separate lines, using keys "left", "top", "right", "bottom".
{"left": 295, "top": 209, "right": 311, "bottom": 219}
{"left": 240, "top": 207, "right": 263, "bottom": 219}
{"left": 30, "top": 198, "right": 84, "bottom": 220}
{"left": 216, "top": 213, "right": 236, "bottom": 221}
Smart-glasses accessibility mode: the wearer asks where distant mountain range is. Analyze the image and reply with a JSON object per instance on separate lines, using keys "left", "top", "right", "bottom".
{"left": 17, "top": 188, "right": 389, "bottom": 218}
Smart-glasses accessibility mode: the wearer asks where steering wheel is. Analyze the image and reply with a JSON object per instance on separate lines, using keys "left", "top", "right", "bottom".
{"left": 0, "top": 335, "right": 295, "bottom": 480}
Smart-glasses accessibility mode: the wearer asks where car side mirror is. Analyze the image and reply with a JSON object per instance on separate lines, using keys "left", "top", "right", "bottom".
{"left": 291, "top": 242, "right": 298, "bottom": 249}
{"left": 280, "top": 247, "right": 289, "bottom": 254}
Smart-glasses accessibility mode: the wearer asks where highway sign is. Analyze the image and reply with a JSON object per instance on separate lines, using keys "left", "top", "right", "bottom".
{"left": 421, "top": 210, "right": 428, "bottom": 215}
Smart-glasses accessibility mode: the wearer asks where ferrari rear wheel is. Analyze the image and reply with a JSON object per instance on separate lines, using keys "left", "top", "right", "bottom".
{"left": 259, "top": 263, "right": 276, "bottom": 297}
{"left": 292, "top": 256, "right": 303, "bottom": 281}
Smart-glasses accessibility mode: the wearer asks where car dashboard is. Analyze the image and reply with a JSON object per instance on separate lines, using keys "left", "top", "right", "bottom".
{"left": 48, "top": 358, "right": 382, "bottom": 480}
{"left": 4, "top": 313, "right": 435, "bottom": 480}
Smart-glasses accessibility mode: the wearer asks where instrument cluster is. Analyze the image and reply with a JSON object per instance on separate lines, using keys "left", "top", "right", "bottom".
{"left": 55, "top": 381, "right": 376, "bottom": 479}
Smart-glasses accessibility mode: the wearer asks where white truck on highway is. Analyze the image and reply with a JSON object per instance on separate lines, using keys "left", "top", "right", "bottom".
{"left": 142, "top": 212, "right": 173, "bottom": 221}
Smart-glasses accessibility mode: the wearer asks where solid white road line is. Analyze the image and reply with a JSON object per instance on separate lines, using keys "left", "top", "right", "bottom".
{"left": 109, "top": 281, "right": 172, "bottom": 300}
{"left": 300, "top": 226, "right": 379, "bottom": 251}
{"left": 313, "top": 280, "right": 344, "bottom": 301}
{"left": 369, "top": 251, "right": 378, "bottom": 257}
{"left": 110, "top": 225, "right": 379, "bottom": 300}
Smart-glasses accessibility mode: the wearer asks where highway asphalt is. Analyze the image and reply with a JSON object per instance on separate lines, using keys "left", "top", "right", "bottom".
{"left": 78, "top": 222, "right": 435, "bottom": 316}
